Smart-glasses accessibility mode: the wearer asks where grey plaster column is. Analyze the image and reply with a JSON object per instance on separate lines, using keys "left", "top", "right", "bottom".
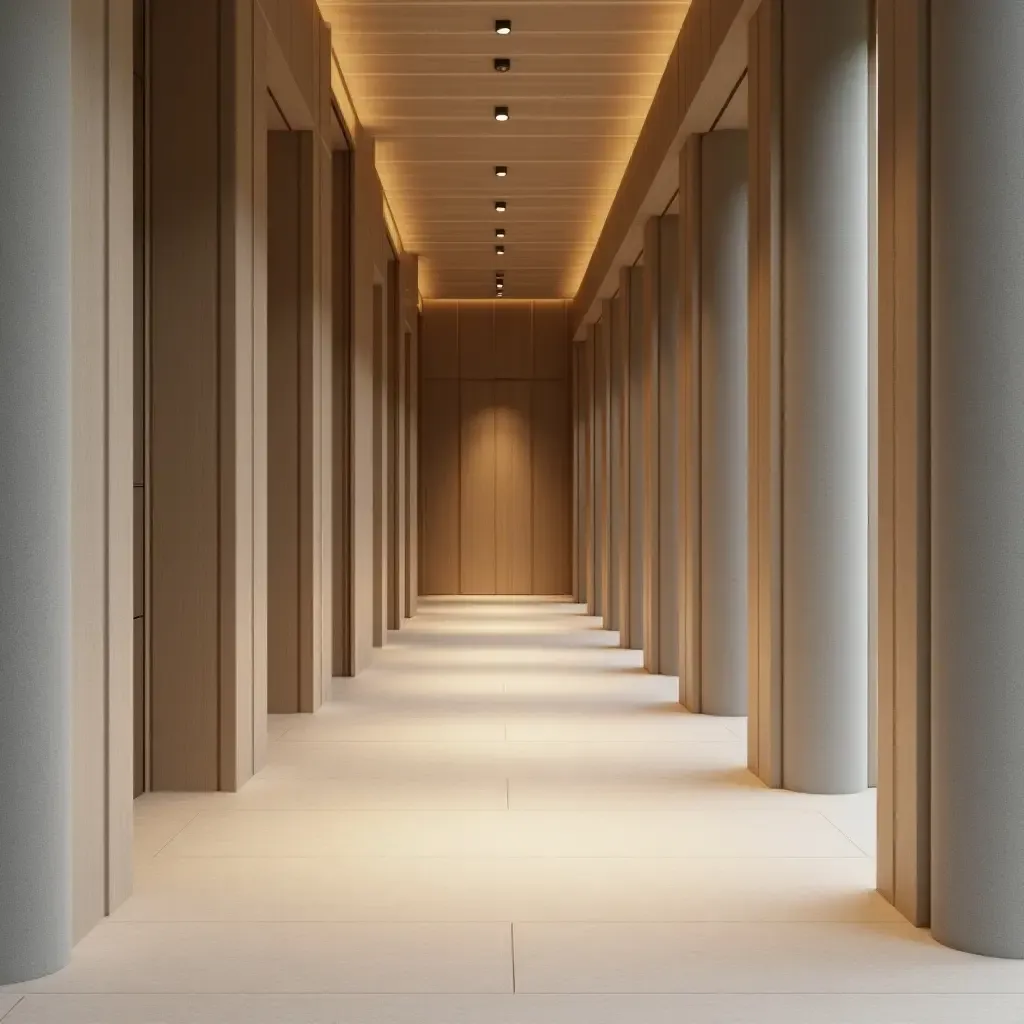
{"left": 700, "top": 131, "right": 748, "bottom": 717}
{"left": 780, "top": 0, "right": 870, "bottom": 793}
{"left": 931, "top": 0, "right": 1024, "bottom": 960}
{"left": 0, "top": 0, "right": 73, "bottom": 984}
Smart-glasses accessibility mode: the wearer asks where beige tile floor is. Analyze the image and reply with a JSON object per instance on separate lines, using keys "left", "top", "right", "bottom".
{"left": 4, "top": 598, "right": 1024, "bottom": 1023}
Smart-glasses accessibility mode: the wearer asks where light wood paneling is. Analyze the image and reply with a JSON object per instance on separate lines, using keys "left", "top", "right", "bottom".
{"left": 534, "top": 301, "right": 569, "bottom": 380}
{"left": 533, "top": 379, "right": 573, "bottom": 596}
{"left": 747, "top": 0, "right": 783, "bottom": 787}
{"left": 420, "top": 299, "right": 572, "bottom": 596}
{"left": 494, "top": 304, "right": 534, "bottom": 380}
{"left": 611, "top": 278, "right": 631, "bottom": 645}
{"left": 331, "top": 151, "right": 352, "bottom": 676}
{"left": 460, "top": 381, "right": 498, "bottom": 594}
{"left": 149, "top": 0, "right": 222, "bottom": 791}
{"left": 421, "top": 299, "right": 459, "bottom": 378}
{"left": 876, "top": 0, "right": 931, "bottom": 927}
{"left": 72, "top": 0, "right": 135, "bottom": 936}
{"left": 495, "top": 381, "right": 534, "bottom": 595}
{"left": 641, "top": 218, "right": 662, "bottom": 671}
{"left": 419, "top": 379, "right": 461, "bottom": 595}
{"left": 591, "top": 318, "right": 610, "bottom": 619}
{"left": 679, "top": 136, "right": 703, "bottom": 711}
{"left": 322, "top": 1, "right": 692, "bottom": 298}
{"left": 459, "top": 303, "right": 496, "bottom": 380}
{"left": 626, "top": 265, "right": 646, "bottom": 650}
{"left": 571, "top": 0, "right": 752, "bottom": 337}
{"left": 582, "top": 336, "right": 595, "bottom": 610}
{"left": 605, "top": 297, "right": 623, "bottom": 633}
{"left": 267, "top": 130, "right": 302, "bottom": 714}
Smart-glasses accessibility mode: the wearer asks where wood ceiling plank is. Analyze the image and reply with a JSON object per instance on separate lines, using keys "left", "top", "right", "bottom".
{"left": 321, "top": 0, "right": 693, "bottom": 297}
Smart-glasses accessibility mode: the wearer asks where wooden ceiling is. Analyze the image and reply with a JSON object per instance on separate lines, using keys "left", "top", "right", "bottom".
{"left": 319, "top": 1, "right": 692, "bottom": 299}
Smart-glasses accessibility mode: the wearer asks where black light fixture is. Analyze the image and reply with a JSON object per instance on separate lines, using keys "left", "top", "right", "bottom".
{"left": 494, "top": 57, "right": 511, "bottom": 73}
{"left": 495, "top": 228, "right": 506, "bottom": 239}
{"left": 495, "top": 165, "right": 508, "bottom": 178}
{"left": 495, "top": 19, "right": 511, "bottom": 35}
{"left": 496, "top": 245, "right": 505, "bottom": 255}
{"left": 494, "top": 105, "right": 510, "bottom": 122}
{"left": 495, "top": 200, "right": 507, "bottom": 212}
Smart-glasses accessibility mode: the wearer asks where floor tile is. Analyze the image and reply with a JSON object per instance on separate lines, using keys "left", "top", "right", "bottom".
{"left": 0, "top": 998, "right": 20, "bottom": 1021}
{"left": 116, "top": 855, "right": 895, "bottom": 924}
{"left": 514, "top": 922, "right": 1024, "bottom": 993}
{"left": 157, "top": 806, "right": 864, "bottom": 859}
{"left": 10, "top": 923, "right": 512, "bottom": 995}
{"left": 10, "top": 994, "right": 1024, "bottom": 1024}
{"left": 15, "top": 598, "right": 1004, "bottom": 1017}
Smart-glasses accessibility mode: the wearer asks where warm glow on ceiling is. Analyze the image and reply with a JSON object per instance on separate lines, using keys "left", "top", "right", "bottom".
{"left": 318, "top": 1, "right": 692, "bottom": 299}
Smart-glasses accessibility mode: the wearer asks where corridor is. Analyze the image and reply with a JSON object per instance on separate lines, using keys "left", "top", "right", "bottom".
{"left": 4, "top": 600, "right": 1024, "bottom": 1022}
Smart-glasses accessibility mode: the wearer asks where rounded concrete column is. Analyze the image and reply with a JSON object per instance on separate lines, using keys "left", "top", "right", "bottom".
{"left": 699, "top": 131, "right": 748, "bottom": 717}
{"left": 0, "top": 0, "right": 73, "bottom": 984}
{"left": 781, "top": 0, "right": 870, "bottom": 794}
{"left": 931, "top": 0, "right": 1024, "bottom": 959}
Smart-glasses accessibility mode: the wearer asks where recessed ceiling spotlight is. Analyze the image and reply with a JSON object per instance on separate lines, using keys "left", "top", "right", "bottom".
{"left": 495, "top": 228, "right": 506, "bottom": 238}
{"left": 495, "top": 19, "right": 511, "bottom": 35}
{"left": 495, "top": 200, "right": 507, "bottom": 212}
{"left": 496, "top": 245, "right": 505, "bottom": 255}
{"left": 494, "top": 106, "right": 510, "bottom": 122}
{"left": 494, "top": 57, "right": 511, "bottom": 73}
{"left": 495, "top": 165, "right": 508, "bottom": 177}
{"left": 496, "top": 281, "right": 504, "bottom": 290}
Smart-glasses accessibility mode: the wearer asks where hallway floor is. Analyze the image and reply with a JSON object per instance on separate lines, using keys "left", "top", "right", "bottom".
{"left": 5, "top": 599, "right": 1024, "bottom": 1022}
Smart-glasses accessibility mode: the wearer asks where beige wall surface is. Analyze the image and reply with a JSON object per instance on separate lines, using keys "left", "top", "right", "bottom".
{"left": 147, "top": 0, "right": 334, "bottom": 786}
{"left": 71, "top": 0, "right": 135, "bottom": 941}
{"left": 747, "top": 0, "right": 784, "bottom": 787}
{"left": 876, "top": 0, "right": 930, "bottom": 927}
{"left": 419, "top": 300, "right": 572, "bottom": 597}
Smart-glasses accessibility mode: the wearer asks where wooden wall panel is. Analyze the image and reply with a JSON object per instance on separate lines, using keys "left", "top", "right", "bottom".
{"left": 420, "top": 299, "right": 572, "bottom": 595}
{"left": 876, "top": 0, "right": 931, "bottom": 927}
{"left": 747, "top": 0, "right": 784, "bottom": 787}
{"left": 419, "top": 379, "right": 461, "bottom": 594}
{"left": 494, "top": 304, "right": 534, "bottom": 379}
{"left": 460, "top": 381, "right": 498, "bottom": 594}
{"left": 533, "top": 380, "right": 573, "bottom": 596}
{"left": 267, "top": 131, "right": 302, "bottom": 714}
{"left": 459, "top": 303, "right": 496, "bottom": 379}
{"left": 149, "top": 0, "right": 222, "bottom": 791}
{"left": 593, "top": 317, "right": 611, "bottom": 619}
{"left": 495, "top": 381, "right": 534, "bottom": 595}
{"left": 679, "top": 136, "right": 703, "bottom": 711}
{"left": 641, "top": 218, "right": 662, "bottom": 672}
{"left": 421, "top": 299, "right": 459, "bottom": 379}
{"left": 534, "top": 300, "right": 569, "bottom": 379}
{"left": 605, "top": 297, "right": 623, "bottom": 633}
{"left": 331, "top": 151, "right": 352, "bottom": 675}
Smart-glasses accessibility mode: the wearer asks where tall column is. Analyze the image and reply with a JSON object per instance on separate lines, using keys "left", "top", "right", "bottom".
{"left": 748, "top": 0, "right": 869, "bottom": 793}
{"left": 698, "top": 130, "right": 749, "bottom": 717}
{"left": 592, "top": 320, "right": 610, "bottom": 620}
{"left": 625, "top": 266, "right": 646, "bottom": 650}
{"left": 606, "top": 297, "right": 626, "bottom": 634}
{"left": 931, "top": 0, "right": 1024, "bottom": 960}
{"left": 642, "top": 216, "right": 681, "bottom": 675}
{"left": 0, "top": 0, "right": 72, "bottom": 983}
